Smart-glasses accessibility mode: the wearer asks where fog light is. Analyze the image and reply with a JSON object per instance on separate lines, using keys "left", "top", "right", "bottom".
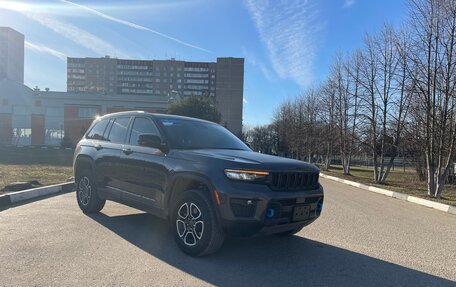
{"left": 266, "top": 207, "right": 275, "bottom": 219}
{"left": 317, "top": 200, "right": 323, "bottom": 213}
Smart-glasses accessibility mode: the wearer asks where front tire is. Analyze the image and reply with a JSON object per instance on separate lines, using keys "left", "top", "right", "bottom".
{"left": 275, "top": 226, "right": 304, "bottom": 236}
{"left": 76, "top": 170, "right": 105, "bottom": 213}
{"left": 172, "top": 190, "right": 225, "bottom": 256}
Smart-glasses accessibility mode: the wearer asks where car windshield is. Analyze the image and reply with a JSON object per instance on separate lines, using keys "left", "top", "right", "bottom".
{"left": 158, "top": 117, "right": 249, "bottom": 150}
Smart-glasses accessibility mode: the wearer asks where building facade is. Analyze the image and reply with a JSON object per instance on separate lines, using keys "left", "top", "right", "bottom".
{"left": 0, "top": 79, "right": 168, "bottom": 146}
{"left": 0, "top": 27, "right": 244, "bottom": 146}
{"left": 0, "top": 27, "right": 24, "bottom": 84}
{"left": 67, "top": 57, "right": 244, "bottom": 135}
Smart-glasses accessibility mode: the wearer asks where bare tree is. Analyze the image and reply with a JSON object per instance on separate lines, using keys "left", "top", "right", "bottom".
{"left": 404, "top": 0, "right": 456, "bottom": 197}
{"left": 318, "top": 80, "right": 337, "bottom": 170}
{"left": 330, "top": 52, "right": 360, "bottom": 175}
{"left": 358, "top": 24, "right": 411, "bottom": 183}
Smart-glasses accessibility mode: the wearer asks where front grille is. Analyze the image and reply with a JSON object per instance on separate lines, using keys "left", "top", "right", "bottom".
{"left": 268, "top": 172, "right": 319, "bottom": 191}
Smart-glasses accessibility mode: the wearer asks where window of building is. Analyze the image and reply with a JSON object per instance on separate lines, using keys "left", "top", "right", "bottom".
{"left": 185, "top": 79, "right": 209, "bottom": 84}
{"left": 129, "top": 117, "right": 160, "bottom": 146}
{"left": 107, "top": 117, "right": 130, "bottom": 143}
{"left": 46, "top": 107, "right": 63, "bottom": 116}
{"left": 45, "top": 129, "right": 64, "bottom": 145}
{"left": 13, "top": 105, "right": 30, "bottom": 115}
{"left": 184, "top": 73, "right": 209, "bottom": 78}
{"left": 78, "top": 107, "right": 98, "bottom": 118}
{"left": 12, "top": 128, "right": 32, "bottom": 146}
{"left": 86, "top": 118, "right": 110, "bottom": 140}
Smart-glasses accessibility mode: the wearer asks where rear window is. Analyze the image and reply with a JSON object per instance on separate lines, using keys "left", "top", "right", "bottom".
{"left": 107, "top": 117, "right": 130, "bottom": 143}
{"left": 86, "top": 119, "right": 109, "bottom": 140}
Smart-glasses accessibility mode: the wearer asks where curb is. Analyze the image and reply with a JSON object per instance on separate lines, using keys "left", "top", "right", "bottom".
{"left": 0, "top": 182, "right": 74, "bottom": 209}
{"left": 320, "top": 173, "right": 456, "bottom": 215}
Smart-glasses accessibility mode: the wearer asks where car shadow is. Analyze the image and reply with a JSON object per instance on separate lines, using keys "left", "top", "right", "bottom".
{"left": 88, "top": 212, "right": 454, "bottom": 287}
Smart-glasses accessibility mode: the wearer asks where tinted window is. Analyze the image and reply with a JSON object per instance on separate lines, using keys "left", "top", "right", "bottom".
{"left": 158, "top": 117, "right": 249, "bottom": 150}
{"left": 129, "top": 117, "right": 160, "bottom": 145}
{"left": 107, "top": 117, "right": 130, "bottom": 143}
{"left": 86, "top": 119, "right": 109, "bottom": 140}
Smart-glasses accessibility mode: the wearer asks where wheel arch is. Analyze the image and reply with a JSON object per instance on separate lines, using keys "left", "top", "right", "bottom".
{"left": 74, "top": 155, "right": 94, "bottom": 180}
{"left": 166, "top": 173, "right": 219, "bottom": 217}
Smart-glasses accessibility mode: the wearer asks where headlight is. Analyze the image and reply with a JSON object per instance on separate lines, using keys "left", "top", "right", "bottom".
{"left": 224, "top": 169, "right": 269, "bottom": 181}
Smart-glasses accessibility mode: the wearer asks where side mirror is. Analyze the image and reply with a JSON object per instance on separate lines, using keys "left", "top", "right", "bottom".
{"left": 138, "top": 134, "right": 164, "bottom": 150}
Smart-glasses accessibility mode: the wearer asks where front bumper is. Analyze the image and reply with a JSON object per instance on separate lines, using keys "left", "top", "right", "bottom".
{"left": 215, "top": 182, "right": 324, "bottom": 237}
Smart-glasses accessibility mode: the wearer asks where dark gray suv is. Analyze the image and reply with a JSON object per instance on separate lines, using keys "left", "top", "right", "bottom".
{"left": 73, "top": 111, "right": 324, "bottom": 256}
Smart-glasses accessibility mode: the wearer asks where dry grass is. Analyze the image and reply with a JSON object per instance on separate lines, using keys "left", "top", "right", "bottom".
{"left": 0, "top": 147, "right": 73, "bottom": 194}
{"left": 321, "top": 165, "right": 456, "bottom": 206}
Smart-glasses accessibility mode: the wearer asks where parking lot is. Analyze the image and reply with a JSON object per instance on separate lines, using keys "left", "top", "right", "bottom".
{"left": 0, "top": 178, "right": 455, "bottom": 286}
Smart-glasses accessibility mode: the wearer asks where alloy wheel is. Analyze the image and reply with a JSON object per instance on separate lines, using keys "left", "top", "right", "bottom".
{"left": 176, "top": 202, "right": 205, "bottom": 246}
{"left": 78, "top": 176, "right": 92, "bottom": 206}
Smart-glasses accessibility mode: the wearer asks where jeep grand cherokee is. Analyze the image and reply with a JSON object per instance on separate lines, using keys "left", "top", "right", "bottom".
{"left": 73, "top": 111, "right": 324, "bottom": 256}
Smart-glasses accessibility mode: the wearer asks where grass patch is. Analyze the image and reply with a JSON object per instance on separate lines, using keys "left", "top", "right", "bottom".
{"left": 321, "top": 165, "right": 456, "bottom": 206}
{"left": 0, "top": 147, "right": 73, "bottom": 194}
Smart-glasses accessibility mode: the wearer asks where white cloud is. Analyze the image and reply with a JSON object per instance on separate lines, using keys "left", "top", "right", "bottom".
{"left": 59, "top": 0, "right": 211, "bottom": 53}
{"left": 243, "top": 98, "right": 249, "bottom": 104}
{"left": 25, "top": 41, "right": 66, "bottom": 60}
{"left": 343, "top": 0, "right": 356, "bottom": 8}
{"left": 245, "top": 0, "right": 324, "bottom": 87}
{"left": 0, "top": 1, "right": 129, "bottom": 57}
{"left": 24, "top": 11, "right": 129, "bottom": 58}
{"left": 241, "top": 46, "right": 275, "bottom": 81}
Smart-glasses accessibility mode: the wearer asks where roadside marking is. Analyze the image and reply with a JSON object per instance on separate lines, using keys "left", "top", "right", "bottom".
{"left": 320, "top": 173, "right": 455, "bottom": 215}
{"left": 0, "top": 182, "right": 74, "bottom": 209}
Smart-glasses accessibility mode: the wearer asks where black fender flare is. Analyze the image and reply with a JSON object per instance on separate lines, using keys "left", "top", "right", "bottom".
{"left": 165, "top": 172, "right": 220, "bottom": 218}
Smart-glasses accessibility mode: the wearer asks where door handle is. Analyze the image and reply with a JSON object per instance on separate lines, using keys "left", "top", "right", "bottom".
{"left": 122, "top": 148, "right": 133, "bottom": 155}
{"left": 94, "top": 144, "right": 103, "bottom": 151}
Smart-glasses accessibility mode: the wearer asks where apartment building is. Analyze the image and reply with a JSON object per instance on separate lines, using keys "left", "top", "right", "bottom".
{"left": 0, "top": 27, "right": 24, "bottom": 83}
{"left": 67, "top": 57, "right": 244, "bottom": 135}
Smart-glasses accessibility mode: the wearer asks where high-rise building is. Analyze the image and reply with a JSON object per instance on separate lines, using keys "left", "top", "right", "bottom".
{"left": 67, "top": 57, "right": 244, "bottom": 135}
{"left": 0, "top": 27, "right": 25, "bottom": 83}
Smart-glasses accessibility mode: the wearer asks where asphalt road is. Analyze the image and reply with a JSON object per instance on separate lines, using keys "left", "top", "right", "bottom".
{"left": 0, "top": 178, "right": 455, "bottom": 286}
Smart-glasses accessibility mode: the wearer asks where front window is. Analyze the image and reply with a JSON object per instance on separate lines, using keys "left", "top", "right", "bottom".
{"left": 158, "top": 117, "right": 249, "bottom": 150}
{"left": 129, "top": 117, "right": 160, "bottom": 145}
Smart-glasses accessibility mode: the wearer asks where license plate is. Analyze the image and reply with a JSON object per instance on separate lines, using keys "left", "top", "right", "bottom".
{"left": 292, "top": 205, "right": 310, "bottom": 222}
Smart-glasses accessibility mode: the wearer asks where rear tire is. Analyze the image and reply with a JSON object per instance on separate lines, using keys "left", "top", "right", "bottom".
{"left": 172, "top": 190, "right": 225, "bottom": 256}
{"left": 76, "top": 170, "right": 105, "bottom": 213}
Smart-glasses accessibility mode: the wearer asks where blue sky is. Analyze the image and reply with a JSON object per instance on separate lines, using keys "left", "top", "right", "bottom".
{"left": 0, "top": 0, "right": 407, "bottom": 126}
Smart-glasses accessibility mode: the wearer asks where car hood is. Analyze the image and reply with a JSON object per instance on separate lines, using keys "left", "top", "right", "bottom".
{"left": 176, "top": 149, "right": 319, "bottom": 172}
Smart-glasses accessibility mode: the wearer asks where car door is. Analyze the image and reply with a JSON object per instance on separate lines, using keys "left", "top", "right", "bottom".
{"left": 120, "top": 116, "right": 168, "bottom": 207}
{"left": 102, "top": 116, "right": 132, "bottom": 192}
{"left": 85, "top": 117, "right": 116, "bottom": 188}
